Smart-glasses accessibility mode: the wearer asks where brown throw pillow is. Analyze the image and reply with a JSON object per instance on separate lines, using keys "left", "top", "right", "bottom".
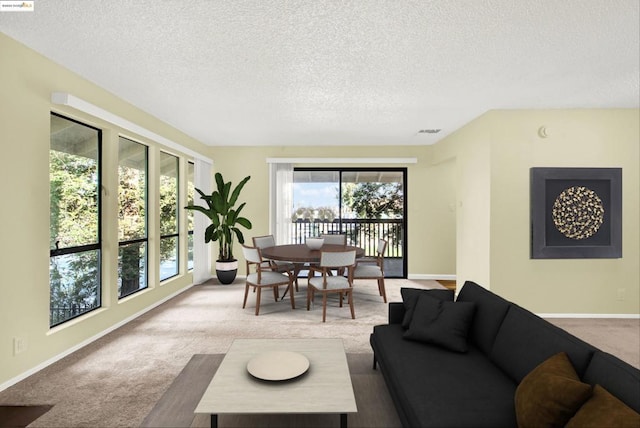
{"left": 515, "top": 352, "right": 592, "bottom": 428}
{"left": 566, "top": 384, "right": 640, "bottom": 428}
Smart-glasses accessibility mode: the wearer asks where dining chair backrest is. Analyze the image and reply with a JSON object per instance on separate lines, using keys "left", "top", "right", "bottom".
{"left": 242, "top": 245, "right": 262, "bottom": 265}
{"left": 252, "top": 235, "right": 276, "bottom": 249}
{"left": 321, "top": 234, "right": 347, "bottom": 245}
{"left": 320, "top": 250, "right": 356, "bottom": 268}
{"left": 377, "top": 239, "right": 388, "bottom": 256}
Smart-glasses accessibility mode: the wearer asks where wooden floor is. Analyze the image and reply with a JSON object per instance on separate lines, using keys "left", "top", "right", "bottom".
{"left": 0, "top": 405, "right": 53, "bottom": 427}
{"left": 436, "top": 280, "right": 456, "bottom": 291}
{"left": 143, "top": 354, "right": 401, "bottom": 428}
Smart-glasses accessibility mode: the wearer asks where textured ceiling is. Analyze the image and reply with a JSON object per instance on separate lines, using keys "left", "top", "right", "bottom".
{"left": 1, "top": 0, "right": 638, "bottom": 146}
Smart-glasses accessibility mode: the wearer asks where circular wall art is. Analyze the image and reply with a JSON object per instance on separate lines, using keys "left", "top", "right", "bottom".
{"left": 552, "top": 186, "right": 605, "bottom": 240}
{"left": 530, "top": 167, "right": 621, "bottom": 259}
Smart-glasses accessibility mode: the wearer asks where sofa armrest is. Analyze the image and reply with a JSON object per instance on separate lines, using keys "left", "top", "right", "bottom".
{"left": 389, "top": 302, "right": 405, "bottom": 324}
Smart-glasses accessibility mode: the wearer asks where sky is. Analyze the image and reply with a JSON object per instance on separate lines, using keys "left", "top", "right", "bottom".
{"left": 293, "top": 182, "right": 338, "bottom": 209}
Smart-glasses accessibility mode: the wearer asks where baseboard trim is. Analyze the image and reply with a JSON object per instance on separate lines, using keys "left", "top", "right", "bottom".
{"left": 407, "top": 274, "right": 456, "bottom": 281}
{"left": 0, "top": 283, "right": 194, "bottom": 393}
{"left": 538, "top": 313, "right": 640, "bottom": 319}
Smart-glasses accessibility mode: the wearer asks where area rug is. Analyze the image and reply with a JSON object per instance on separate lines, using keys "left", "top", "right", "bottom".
{"left": 0, "top": 405, "right": 53, "bottom": 428}
{"left": 142, "top": 353, "right": 401, "bottom": 428}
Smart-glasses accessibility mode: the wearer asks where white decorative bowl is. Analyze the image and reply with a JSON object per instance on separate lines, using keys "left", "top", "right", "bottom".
{"left": 305, "top": 237, "right": 324, "bottom": 250}
{"left": 247, "top": 351, "right": 310, "bottom": 381}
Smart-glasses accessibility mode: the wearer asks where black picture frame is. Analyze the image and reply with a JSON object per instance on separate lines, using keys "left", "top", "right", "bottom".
{"left": 530, "top": 167, "right": 622, "bottom": 259}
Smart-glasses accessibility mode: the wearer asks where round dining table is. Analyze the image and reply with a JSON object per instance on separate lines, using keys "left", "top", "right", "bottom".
{"left": 260, "top": 244, "right": 365, "bottom": 263}
{"left": 260, "top": 244, "right": 365, "bottom": 301}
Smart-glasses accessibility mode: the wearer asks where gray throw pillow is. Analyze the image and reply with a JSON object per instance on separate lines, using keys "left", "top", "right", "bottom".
{"left": 403, "top": 293, "right": 476, "bottom": 353}
{"left": 400, "top": 287, "right": 455, "bottom": 329}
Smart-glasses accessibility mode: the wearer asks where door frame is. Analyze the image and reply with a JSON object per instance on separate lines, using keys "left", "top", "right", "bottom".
{"left": 293, "top": 167, "right": 408, "bottom": 278}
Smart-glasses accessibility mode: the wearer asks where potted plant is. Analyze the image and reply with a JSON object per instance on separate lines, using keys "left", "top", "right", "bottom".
{"left": 185, "top": 172, "right": 252, "bottom": 284}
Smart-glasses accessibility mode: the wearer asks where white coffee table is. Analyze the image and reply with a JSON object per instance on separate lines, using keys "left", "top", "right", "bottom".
{"left": 194, "top": 338, "right": 357, "bottom": 427}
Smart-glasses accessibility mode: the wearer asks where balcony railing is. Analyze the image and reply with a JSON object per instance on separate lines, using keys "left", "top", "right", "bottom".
{"left": 50, "top": 302, "right": 99, "bottom": 327}
{"left": 290, "top": 218, "right": 403, "bottom": 257}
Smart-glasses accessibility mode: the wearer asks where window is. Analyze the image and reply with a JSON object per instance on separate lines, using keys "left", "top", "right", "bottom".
{"left": 49, "top": 113, "right": 102, "bottom": 326}
{"left": 293, "top": 168, "right": 407, "bottom": 277}
{"left": 118, "top": 137, "right": 148, "bottom": 298}
{"left": 159, "top": 152, "right": 179, "bottom": 280}
{"left": 187, "top": 161, "right": 194, "bottom": 271}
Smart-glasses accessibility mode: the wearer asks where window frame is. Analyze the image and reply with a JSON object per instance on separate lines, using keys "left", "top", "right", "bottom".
{"left": 117, "top": 136, "right": 149, "bottom": 299}
{"left": 159, "top": 151, "right": 180, "bottom": 281}
{"left": 49, "top": 112, "right": 103, "bottom": 327}
{"left": 187, "top": 161, "right": 195, "bottom": 271}
{"left": 293, "top": 167, "right": 408, "bottom": 278}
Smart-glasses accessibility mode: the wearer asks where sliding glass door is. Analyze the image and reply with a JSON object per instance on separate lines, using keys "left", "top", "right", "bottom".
{"left": 292, "top": 168, "right": 406, "bottom": 278}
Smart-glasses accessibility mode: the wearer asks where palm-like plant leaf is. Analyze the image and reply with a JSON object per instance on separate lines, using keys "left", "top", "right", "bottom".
{"left": 204, "top": 224, "right": 216, "bottom": 243}
{"left": 184, "top": 204, "right": 213, "bottom": 220}
{"left": 195, "top": 188, "right": 213, "bottom": 210}
{"left": 214, "top": 173, "right": 225, "bottom": 194}
{"left": 229, "top": 176, "right": 250, "bottom": 207}
{"left": 232, "top": 227, "right": 245, "bottom": 244}
{"left": 236, "top": 217, "right": 252, "bottom": 229}
{"left": 227, "top": 208, "right": 238, "bottom": 225}
{"left": 211, "top": 192, "right": 224, "bottom": 213}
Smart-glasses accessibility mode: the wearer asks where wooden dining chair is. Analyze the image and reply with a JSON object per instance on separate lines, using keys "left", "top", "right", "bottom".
{"left": 353, "top": 238, "right": 388, "bottom": 303}
{"left": 319, "top": 234, "right": 348, "bottom": 275}
{"left": 241, "top": 245, "right": 295, "bottom": 315}
{"left": 252, "top": 235, "right": 299, "bottom": 291}
{"left": 307, "top": 250, "right": 356, "bottom": 322}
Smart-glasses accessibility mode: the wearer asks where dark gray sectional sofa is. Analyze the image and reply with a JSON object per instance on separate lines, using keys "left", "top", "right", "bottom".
{"left": 370, "top": 281, "right": 640, "bottom": 427}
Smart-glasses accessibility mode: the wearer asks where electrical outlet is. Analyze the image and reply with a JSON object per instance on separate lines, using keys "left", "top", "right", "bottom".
{"left": 13, "top": 337, "right": 27, "bottom": 355}
{"left": 616, "top": 288, "right": 626, "bottom": 301}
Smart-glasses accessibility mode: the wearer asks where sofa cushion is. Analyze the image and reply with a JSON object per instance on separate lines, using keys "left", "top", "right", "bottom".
{"left": 566, "top": 384, "right": 640, "bottom": 428}
{"left": 403, "top": 294, "right": 476, "bottom": 352}
{"left": 490, "top": 305, "right": 596, "bottom": 382}
{"left": 515, "top": 352, "right": 592, "bottom": 428}
{"left": 456, "top": 281, "right": 511, "bottom": 355}
{"left": 582, "top": 351, "right": 640, "bottom": 413}
{"left": 400, "top": 287, "right": 454, "bottom": 328}
{"left": 371, "top": 323, "right": 517, "bottom": 428}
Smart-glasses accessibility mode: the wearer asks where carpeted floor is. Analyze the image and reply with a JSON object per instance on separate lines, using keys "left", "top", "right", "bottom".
{"left": 0, "top": 278, "right": 637, "bottom": 427}
{"left": 0, "top": 279, "right": 439, "bottom": 427}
